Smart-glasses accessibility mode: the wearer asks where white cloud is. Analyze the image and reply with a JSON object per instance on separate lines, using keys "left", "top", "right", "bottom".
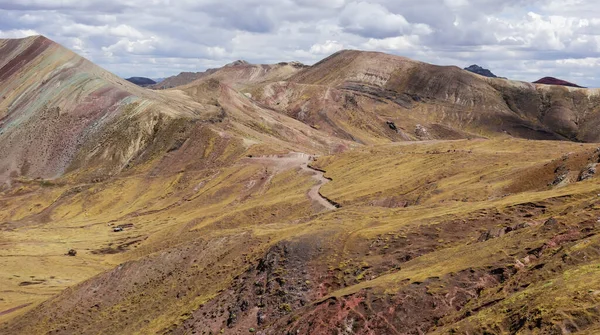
{"left": 293, "top": 0, "right": 346, "bottom": 8}
{"left": 1, "top": 0, "right": 599, "bottom": 87}
{"left": 102, "top": 36, "right": 158, "bottom": 56}
{"left": 309, "top": 40, "right": 344, "bottom": 54}
{"left": 444, "top": 0, "right": 469, "bottom": 7}
{"left": 339, "top": 1, "right": 410, "bottom": 38}
{"left": 109, "top": 24, "right": 144, "bottom": 38}
{"left": 0, "top": 28, "right": 38, "bottom": 38}
{"left": 363, "top": 35, "right": 420, "bottom": 52}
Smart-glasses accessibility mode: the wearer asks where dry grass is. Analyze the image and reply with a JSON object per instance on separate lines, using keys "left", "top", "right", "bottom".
{"left": 3, "top": 137, "right": 600, "bottom": 332}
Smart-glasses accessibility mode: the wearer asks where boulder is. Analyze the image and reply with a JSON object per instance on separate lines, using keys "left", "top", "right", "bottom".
{"left": 415, "top": 124, "right": 430, "bottom": 139}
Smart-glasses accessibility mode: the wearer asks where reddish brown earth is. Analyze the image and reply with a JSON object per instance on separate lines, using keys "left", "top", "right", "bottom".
{"left": 534, "top": 77, "right": 585, "bottom": 88}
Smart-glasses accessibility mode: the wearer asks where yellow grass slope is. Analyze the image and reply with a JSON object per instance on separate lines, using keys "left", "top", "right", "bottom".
{"left": 4, "top": 138, "right": 600, "bottom": 334}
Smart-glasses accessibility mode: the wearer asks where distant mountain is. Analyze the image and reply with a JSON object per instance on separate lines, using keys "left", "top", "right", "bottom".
{"left": 151, "top": 61, "right": 252, "bottom": 90}
{"left": 534, "top": 77, "right": 585, "bottom": 88}
{"left": 125, "top": 77, "right": 157, "bottom": 87}
{"left": 224, "top": 60, "right": 250, "bottom": 67}
{"left": 151, "top": 60, "right": 308, "bottom": 90}
{"left": 464, "top": 64, "right": 498, "bottom": 78}
{"left": 150, "top": 70, "right": 217, "bottom": 89}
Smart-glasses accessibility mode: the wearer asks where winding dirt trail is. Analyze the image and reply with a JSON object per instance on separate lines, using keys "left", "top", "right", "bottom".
{"left": 299, "top": 161, "right": 338, "bottom": 210}
{"left": 245, "top": 153, "right": 338, "bottom": 210}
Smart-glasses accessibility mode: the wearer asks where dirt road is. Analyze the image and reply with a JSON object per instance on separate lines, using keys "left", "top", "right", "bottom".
{"left": 245, "top": 153, "right": 337, "bottom": 210}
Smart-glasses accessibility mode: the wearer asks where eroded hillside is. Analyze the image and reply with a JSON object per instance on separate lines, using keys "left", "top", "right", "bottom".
{"left": 247, "top": 50, "right": 600, "bottom": 144}
{"left": 2, "top": 37, "right": 600, "bottom": 335}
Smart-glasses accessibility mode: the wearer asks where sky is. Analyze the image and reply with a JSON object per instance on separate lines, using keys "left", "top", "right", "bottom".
{"left": 0, "top": 0, "right": 599, "bottom": 87}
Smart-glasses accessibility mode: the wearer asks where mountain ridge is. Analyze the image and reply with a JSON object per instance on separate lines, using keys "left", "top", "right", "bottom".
{"left": 247, "top": 49, "right": 600, "bottom": 143}
{"left": 126, "top": 76, "right": 157, "bottom": 86}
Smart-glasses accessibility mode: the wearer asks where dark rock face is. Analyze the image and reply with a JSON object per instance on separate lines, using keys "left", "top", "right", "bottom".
{"left": 464, "top": 64, "right": 498, "bottom": 78}
{"left": 125, "top": 77, "right": 157, "bottom": 87}
{"left": 578, "top": 162, "right": 597, "bottom": 181}
{"left": 534, "top": 77, "right": 585, "bottom": 88}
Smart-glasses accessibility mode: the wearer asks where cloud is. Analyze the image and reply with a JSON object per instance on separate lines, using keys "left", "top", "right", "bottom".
{"left": 339, "top": 1, "right": 410, "bottom": 39}
{"left": 0, "top": 0, "right": 599, "bottom": 87}
{"left": 363, "top": 35, "right": 420, "bottom": 52}
{"left": 309, "top": 40, "right": 344, "bottom": 54}
{"left": 0, "top": 0, "right": 130, "bottom": 12}
{"left": 198, "top": 2, "right": 277, "bottom": 33}
{"left": 292, "top": 0, "right": 346, "bottom": 9}
{"left": 0, "top": 28, "right": 38, "bottom": 38}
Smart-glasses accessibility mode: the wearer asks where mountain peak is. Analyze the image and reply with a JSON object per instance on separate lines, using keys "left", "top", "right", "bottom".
{"left": 533, "top": 76, "right": 585, "bottom": 88}
{"left": 224, "top": 60, "right": 250, "bottom": 67}
{"left": 464, "top": 64, "right": 498, "bottom": 78}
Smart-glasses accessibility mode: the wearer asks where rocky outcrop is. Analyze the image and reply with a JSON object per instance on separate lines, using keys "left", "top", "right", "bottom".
{"left": 579, "top": 163, "right": 597, "bottom": 181}
{"left": 415, "top": 124, "right": 430, "bottom": 139}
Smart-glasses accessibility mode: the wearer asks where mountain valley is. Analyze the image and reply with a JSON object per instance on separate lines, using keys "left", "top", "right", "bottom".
{"left": 1, "top": 36, "right": 600, "bottom": 334}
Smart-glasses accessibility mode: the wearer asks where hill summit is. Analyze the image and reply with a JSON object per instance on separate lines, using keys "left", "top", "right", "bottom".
{"left": 534, "top": 76, "right": 585, "bottom": 88}
{"left": 464, "top": 64, "right": 498, "bottom": 78}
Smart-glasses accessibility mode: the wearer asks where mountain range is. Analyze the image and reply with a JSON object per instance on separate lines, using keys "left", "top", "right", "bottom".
{"left": 126, "top": 77, "right": 157, "bottom": 87}
{"left": 2, "top": 35, "right": 600, "bottom": 334}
